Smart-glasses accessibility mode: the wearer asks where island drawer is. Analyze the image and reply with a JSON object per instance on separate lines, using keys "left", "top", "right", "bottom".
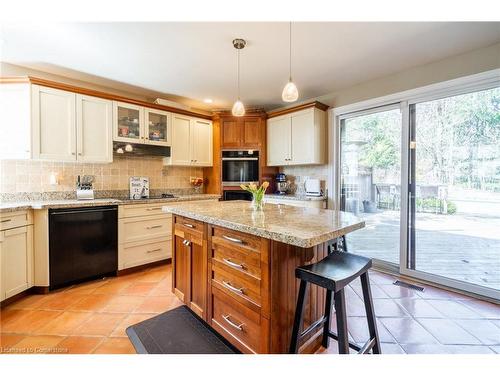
{"left": 211, "top": 243, "right": 261, "bottom": 279}
{"left": 211, "top": 261, "right": 261, "bottom": 308}
{"left": 119, "top": 237, "right": 171, "bottom": 270}
{"left": 211, "top": 226, "right": 262, "bottom": 254}
{"left": 210, "top": 287, "right": 264, "bottom": 354}
{"left": 0, "top": 210, "right": 32, "bottom": 231}
{"left": 173, "top": 215, "right": 204, "bottom": 242}
{"left": 119, "top": 203, "right": 170, "bottom": 219}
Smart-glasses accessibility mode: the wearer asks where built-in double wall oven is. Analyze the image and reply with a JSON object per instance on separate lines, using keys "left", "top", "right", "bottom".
{"left": 222, "top": 150, "right": 259, "bottom": 201}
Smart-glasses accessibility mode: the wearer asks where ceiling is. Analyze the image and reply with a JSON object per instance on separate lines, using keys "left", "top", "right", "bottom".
{"left": 1, "top": 22, "right": 499, "bottom": 111}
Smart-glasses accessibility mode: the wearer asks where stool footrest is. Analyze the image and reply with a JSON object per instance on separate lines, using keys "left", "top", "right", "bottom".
{"left": 327, "top": 331, "right": 362, "bottom": 352}
{"left": 299, "top": 316, "right": 328, "bottom": 341}
{"left": 357, "top": 338, "right": 376, "bottom": 354}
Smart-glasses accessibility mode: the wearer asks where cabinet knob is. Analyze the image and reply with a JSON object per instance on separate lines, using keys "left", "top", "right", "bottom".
{"left": 71, "top": 152, "right": 76, "bottom": 155}
{"left": 78, "top": 153, "right": 82, "bottom": 156}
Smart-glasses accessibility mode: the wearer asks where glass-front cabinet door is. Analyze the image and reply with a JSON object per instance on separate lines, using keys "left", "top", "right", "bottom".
{"left": 113, "top": 101, "right": 144, "bottom": 143}
{"left": 145, "top": 108, "right": 171, "bottom": 146}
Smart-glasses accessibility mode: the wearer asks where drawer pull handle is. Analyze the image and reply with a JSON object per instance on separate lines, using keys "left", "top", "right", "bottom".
{"left": 222, "top": 235, "right": 244, "bottom": 244}
{"left": 147, "top": 207, "right": 162, "bottom": 211}
{"left": 146, "top": 225, "right": 162, "bottom": 229}
{"left": 222, "top": 258, "right": 244, "bottom": 269}
{"left": 222, "top": 314, "right": 244, "bottom": 331}
{"left": 183, "top": 223, "right": 194, "bottom": 228}
{"left": 147, "top": 248, "right": 162, "bottom": 253}
{"left": 182, "top": 239, "right": 191, "bottom": 247}
{"left": 222, "top": 280, "right": 244, "bottom": 294}
{"left": 1, "top": 219, "right": 12, "bottom": 223}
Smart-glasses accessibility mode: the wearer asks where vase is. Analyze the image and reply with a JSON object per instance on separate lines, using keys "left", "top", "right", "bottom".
{"left": 251, "top": 195, "right": 264, "bottom": 211}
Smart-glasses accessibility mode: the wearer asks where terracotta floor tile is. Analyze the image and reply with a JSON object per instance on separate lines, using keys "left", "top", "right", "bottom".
{"left": 369, "top": 271, "right": 398, "bottom": 285}
{"left": 0, "top": 333, "right": 27, "bottom": 348}
{"left": 458, "top": 299, "right": 500, "bottom": 319}
{"left": 351, "top": 283, "right": 390, "bottom": 299}
{"left": 134, "top": 295, "right": 181, "bottom": 313}
{"left": 149, "top": 284, "right": 172, "bottom": 296}
{"left": 1, "top": 308, "right": 32, "bottom": 326}
{"left": 72, "top": 312, "right": 126, "bottom": 336}
{"left": 56, "top": 336, "right": 104, "bottom": 354}
{"left": 64, "top": 279, "right": 110, "bottom": 295}
{"left": 2, "top": 294, "right": 49, "bottom": 310}
{"left": 379, "top": 284, "right": 421, "bottom": 299}
{"left": 416, "top": 318, "right": 481, "bottom": 345}
{"left": 110, "top": 313, "right": 156, "bottom": 337}
{"left": 401, "top": 344, "right": 494, "bottom": 354}
{"left": 38, "top": 293, "right": 85, "bottom": 311}
{"left": 340, "top": 315, "right": 396, "bottom": 343}
{"left": 454, "top": 319, "right": 500, "bottom": 345}
{"left": 489, "top": 345, "right": 500, "bottom": 354}
{"left": 417, "top": 285, "right": 473, "bottom": 300}
{"left": 394, "top": 298, "right": 444, "bottom": 318}
{"left": 1, "top": 310, "right": 63, "bottom": 334}
{"left": 379, "top": 317, "right": 439, "bottom": 345}
{"left": 68, "top": 294, "right": 113, "bottom": 312}
{"left": 12, "top": 335, "right": 66, "bottom": 354}
{"left": 101, "top": 296, "right": 146, "bottom": 313}
{"left": 93, "top": 337, "right": 136, "bottom": 354}
{"left": 120, "top": 282, "right": 158, "bottom": 296}
{"left": 425, "top": 299, "right": 480, "bottom": 319}
{"left": 380, "top": 343, "right": 406, "bottom": 354}
{"left": 373, "top": 299, "right": 409, "bottom": 317}
{"left": 134, "top": 271, "right": 167, "bottom": 283}
{"left": 34, "top": 311, "right": 93, "bottom": 335}
{"left": 92, "top": 280, "right": 134, "bottom": 295}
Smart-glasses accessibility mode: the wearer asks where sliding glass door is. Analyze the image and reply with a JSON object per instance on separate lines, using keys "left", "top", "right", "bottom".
{"left": 407, "top": 86, "right": 500, "bottom": 295}
{"left": 337, "top": 80, "right": 500, "bottom": 299}
{"left": 339, "top": 105, "right": 402, "bottom": 265}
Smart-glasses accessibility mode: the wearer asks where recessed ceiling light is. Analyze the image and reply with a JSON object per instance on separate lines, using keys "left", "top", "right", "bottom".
{"left": 203, "top": 98, "right": 213, "bottom": 104}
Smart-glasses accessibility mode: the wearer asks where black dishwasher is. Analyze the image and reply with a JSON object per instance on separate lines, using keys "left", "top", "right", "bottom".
{"left": 49, "top": 205, "right": 118, "bottom": 290}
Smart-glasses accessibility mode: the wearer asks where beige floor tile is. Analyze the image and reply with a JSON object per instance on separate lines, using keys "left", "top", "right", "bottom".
{"left": 11, "top": 335, "right": 66, "bottom": 354}
{"left": 110, "top": 313, "right": 155, "bottom": 337}
{"left": 93, "top": 337, "right": 136, "bottom": 354}
{"left": 101, "top": 296, "right": 146, "bottom": 313}
{"left": 56, "top": 336, "right": 104, "bottom": 354}
{"left": 72, "top": 313, "right": 126, "bottom": 336}
{"left": 34, "top": 311, "right": 93, "bottom": 335}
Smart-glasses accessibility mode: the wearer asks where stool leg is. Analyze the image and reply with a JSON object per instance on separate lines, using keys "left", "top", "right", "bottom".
{"left": 360, "top": 272, "right": 381, "bottom": 354}
{"left": 322, "top": 289, "right": 333, "bottom": 348}
{"left": 341, "top": 235, "right": 348, "bottom": 252}
{"left": 289, "top": 280, "right": 308, "bottom": 354}
{"left": 334, "top": 289, "right": 349, "bottom": 354}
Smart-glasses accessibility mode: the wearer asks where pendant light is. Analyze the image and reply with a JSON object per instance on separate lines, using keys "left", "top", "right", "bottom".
{"left": 231, "top": 38, "right": 246, "bottom": 117}
{"left": 282, "top": 22, "right": 299, "bottom": 102}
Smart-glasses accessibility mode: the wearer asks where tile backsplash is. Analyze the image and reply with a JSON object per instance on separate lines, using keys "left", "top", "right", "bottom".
{"left": 280, "top": 165, "right": 329, "bottom": 194}
{"left": 0, "top": 156, "right": 204, "bottom": 195}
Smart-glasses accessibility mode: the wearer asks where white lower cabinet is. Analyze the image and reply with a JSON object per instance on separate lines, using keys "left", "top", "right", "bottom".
{"left": 0, "top": 212, "right": 34, "bottom": 301}
{"left": 263, "top": 197, "right": 326, "bottom": 209}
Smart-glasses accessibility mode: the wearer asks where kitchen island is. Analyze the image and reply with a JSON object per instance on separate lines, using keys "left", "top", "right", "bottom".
{"left": 162, "top": 200, "right": 364, "bottom": 354}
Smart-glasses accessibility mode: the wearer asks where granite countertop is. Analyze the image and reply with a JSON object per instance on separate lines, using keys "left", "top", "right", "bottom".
{"left": 162, "top": 200, "right": 364, "bottom": 248}
{"left": 0, "top": 194, "right": 221, "bottom": 213}
{"left": 264, "top": 194, "right": 327, "bottom": 202}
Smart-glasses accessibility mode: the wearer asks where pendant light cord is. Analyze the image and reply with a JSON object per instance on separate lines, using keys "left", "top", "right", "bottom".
{"left": 289, "top": 21, "right": 292, "bottom": 82}
{"left": 237, "top": 49, "right": 241, "bottom": 100}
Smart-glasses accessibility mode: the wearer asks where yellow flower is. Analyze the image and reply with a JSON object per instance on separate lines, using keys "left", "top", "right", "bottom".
{"left": 249, "top": 183, "right": 257, "bottom": 191}
{"left": 262, "top": 181, "right": 269, "bottom": 189}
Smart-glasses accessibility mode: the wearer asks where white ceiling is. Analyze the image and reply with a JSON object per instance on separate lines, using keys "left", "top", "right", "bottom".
{"left": 1, "top": 22, "right": 499, "bottom": 111}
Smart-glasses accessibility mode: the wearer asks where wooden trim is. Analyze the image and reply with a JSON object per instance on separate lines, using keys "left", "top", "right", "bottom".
{"left": 0, "top": 288, "right": 33, "bottom": 308}
{"left": 0, "top": 76, "right": 213, "bottom": 120}
{"left": 31, "top": 286, "right": 50, "bottom": 295}
{"left": 117, "top": 258, "right": 171, "bottom": 276}
{"left": 267, "top": 101, "right": 329, "bottom": 118}
{"left": 213, "top": 109, "right": 267, "bottom": 120}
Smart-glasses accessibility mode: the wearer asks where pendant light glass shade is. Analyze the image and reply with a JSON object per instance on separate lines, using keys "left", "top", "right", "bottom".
{"left": 282, "top": 80, "right": 299, "bottom": 102}
{"left": 232, "top": 99, "right": 245, "bottom": 116}
{"left": 282, "top": 22, "right": 299, "bottom": 103}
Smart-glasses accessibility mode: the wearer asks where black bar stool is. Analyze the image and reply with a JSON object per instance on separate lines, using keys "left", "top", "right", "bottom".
{"left": 289, "top": 250, "right": 381, "bottom": 354}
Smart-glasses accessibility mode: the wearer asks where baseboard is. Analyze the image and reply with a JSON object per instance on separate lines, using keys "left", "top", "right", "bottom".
{"left": 117, "top": 258, "right": 171, "bottom": 276}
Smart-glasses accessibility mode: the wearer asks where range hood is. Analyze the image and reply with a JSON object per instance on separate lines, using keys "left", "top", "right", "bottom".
{"left": 113, "top": 142, "right": 170, "bottom": 157}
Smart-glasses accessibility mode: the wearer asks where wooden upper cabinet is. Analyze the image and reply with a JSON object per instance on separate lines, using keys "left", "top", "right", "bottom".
{"left": 220, "top": 114, "right": 265, "bottom": 149}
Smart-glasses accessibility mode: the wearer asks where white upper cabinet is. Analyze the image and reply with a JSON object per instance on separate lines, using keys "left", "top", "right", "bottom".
{"left": 165, "top": 114, "right": 213, "bottom": 167}
{"left": 0, "top": 84, "right": 32, "bottom": 160}
{"left": 267, "top": 107, "right": 326, "bottom": 166}
{"left": 190, "top": 119, "right": 213, "bottom": 167}
{"left": 76, "top": 94, "right": 113, "bottom": 163}
{"left": 145, "top": 108, "right": 171, "bottom": 146}
{"left": 32, "top": 85, "right": 76, "bottom": 161}
{"left": 113, "top": 101, "right": 145, "bottom": 144}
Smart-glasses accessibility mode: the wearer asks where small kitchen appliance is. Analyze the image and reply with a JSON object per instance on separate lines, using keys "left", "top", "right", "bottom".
{"left": 305, "top": 178, "right": 322, "bottom": 197}
{"left": 130, "top": 177, "right": 150, "bottom": 199}
{"left": 275, "top": 173, "right": 289, "bottom": 195}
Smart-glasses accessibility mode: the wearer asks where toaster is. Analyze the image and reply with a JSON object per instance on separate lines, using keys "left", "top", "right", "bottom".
{"left": 305, "top": 179, "right": 322, "bottom": 197}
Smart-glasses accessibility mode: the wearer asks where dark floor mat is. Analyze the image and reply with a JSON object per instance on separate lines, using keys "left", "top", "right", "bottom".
{"left": 126, "top": 305, "right": 239, "bottom": 354}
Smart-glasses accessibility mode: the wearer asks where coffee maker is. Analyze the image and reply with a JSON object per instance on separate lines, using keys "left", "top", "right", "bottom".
{"left": 275, "top": 173, "right": 288, "bottom": 195}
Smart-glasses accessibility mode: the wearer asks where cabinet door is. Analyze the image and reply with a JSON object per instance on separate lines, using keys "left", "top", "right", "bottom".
{"left": 189, "top": 240, "right": 207, "bottom": 318}
{"left": 290, "top": 110, "right": 314, "bottom": 165}
{"left": 76, "top": 94, "right": 113, "bottom": 163}
{"left": 191, "top": 119, "right": 213, "bottom": 167}
{"left": 0, "top": 226, "right": 33, "bottom": 300}
{"left": 173, "top": 234, "right": 189, "bottom": 302}
{"left": 241, "top": 117, "right": 262, "bottom": 148}
{"left": 113, "top": 101, "right": 144, "bottom": 144}
{"left": 266, "top": 116, "right": 290, "bottom": 166}
{"left": 32, "top": 85, "right": 76, "bottom": 161}
{"left": 169, "top": 114, "right": 192, "bottom": 165}
{"left": 145, "top": 108, "right": 171, "bottom": 146}
{"left": 221, "top": 118, "right": 241, "bottom": 148}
